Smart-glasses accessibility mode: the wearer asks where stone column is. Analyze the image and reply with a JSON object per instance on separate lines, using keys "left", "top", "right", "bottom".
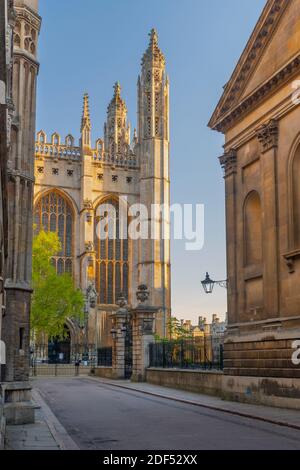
{"left": 219, "top": 149, "right": 238, "bottom": 325}
{"left": 131, "top": 285, "right": 157, "bottom": 382}
{"left": 256, "top": 119, "right": 280, "bottom": 319}
{"left": 110, "top": 295, "right": 129, "bottom": 379}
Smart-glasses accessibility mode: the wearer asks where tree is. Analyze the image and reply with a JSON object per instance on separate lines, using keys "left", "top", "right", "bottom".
{"left": 31, "top": 230, "right": 84, "bottom": 340}
{"left": 155, "top": 317, "right": 193, "bottom": 341}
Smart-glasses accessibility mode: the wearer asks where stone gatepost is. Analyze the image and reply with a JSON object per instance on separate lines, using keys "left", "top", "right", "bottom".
{"left": 110, "top": 295, "right": 130, "bottom": 379}
{"left": 131, "top": 285, "right": 157, "bottom": 382}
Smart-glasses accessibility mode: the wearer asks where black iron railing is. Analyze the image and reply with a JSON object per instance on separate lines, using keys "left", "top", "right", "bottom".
{"left": 149, "top": 337, "right": 224, "bottom": 371}
{"left": 30, "top": 343, "right": 98, "bottom": 366}
{"left": 97, "top": 347, "right": 113, "bottom": 367}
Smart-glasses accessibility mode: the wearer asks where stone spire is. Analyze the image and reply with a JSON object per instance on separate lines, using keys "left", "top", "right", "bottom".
{"left": 138, "top": 28, "right": 168, "bottom": 140}
{"left": 81, "top": 93, "right": 91, "bottom": 149}
{"left": 107, "top": 82, "right": 127, "bottom": 116}
{"left": 142, "top": 28, "right": 165, "bottom": 69}
{"left": 104, "top": 83, "right": 130, "bottom": 158}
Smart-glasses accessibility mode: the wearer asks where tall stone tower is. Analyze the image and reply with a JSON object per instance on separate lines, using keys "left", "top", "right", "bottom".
{"left": 3, "top": 0, "right": 41, "bottom": 385}
{"left": 137, "top": 29, "right": 171, "bottom": 337}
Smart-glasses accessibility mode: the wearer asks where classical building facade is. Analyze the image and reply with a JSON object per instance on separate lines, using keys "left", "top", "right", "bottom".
{"left": 34, "top": 30, "right": 171, "bottom": 356}
{"left": 209, "top": 0, "right": 300, "bottom": 406}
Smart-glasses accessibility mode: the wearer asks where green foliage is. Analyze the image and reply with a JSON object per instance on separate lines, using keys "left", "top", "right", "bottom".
{"left": 31, "top": 230, "right": 85, "bottom": 340}
{"left": 156, "top": 317, "right": 193, "bottom": 342}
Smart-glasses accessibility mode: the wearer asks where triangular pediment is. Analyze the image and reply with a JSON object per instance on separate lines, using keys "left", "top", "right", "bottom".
{"left": 209, "top": 0, "right": 295, "bottom": 131}
{"left": 240, "top": 0, "right": 300, "bottom": 101}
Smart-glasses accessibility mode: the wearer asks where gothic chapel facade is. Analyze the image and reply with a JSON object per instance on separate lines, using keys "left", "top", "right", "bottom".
{"left": 34, "top": 30, "right": 171, "bottom": 353}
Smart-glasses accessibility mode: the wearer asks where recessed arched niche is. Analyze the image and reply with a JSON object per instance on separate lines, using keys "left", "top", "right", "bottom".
{"left": 244, "top": 190, "right": 263, "bottom": 267}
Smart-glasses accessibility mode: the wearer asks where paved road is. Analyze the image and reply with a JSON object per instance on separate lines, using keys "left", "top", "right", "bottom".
{"left": 34, "top": 377, "right": 300, "bottom": 450}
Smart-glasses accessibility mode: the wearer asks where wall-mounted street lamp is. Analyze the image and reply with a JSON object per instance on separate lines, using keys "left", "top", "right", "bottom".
{"left": 201, "top": 272, "right": 228, "bottom": 294}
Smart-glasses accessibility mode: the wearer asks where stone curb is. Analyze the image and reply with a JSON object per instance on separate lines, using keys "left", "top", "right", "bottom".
{"left": 32, "top": 389, "right": 80, "bottom": 450}
{"left": 88, "top": 377, "right": 300, "bottom": 432}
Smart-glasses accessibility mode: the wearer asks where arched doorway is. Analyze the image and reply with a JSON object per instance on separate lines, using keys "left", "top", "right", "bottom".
{"left": 48, "top": 325, "right": 71, "bottom": 364}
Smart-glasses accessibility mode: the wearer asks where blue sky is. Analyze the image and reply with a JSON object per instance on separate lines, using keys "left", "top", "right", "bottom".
{"left": 37, "top": 0, "right": 266, "bottom": 324}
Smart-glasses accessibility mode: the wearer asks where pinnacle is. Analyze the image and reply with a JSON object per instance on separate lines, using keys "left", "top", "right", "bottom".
{"left": 81, "top": 92, "right": 91, "bottom": 130}
{"left": 142, "top": 28, "right": 165, "bottom": 67}
{"left": 114, "top": 82, "right": 121, "bottom": 98}
{"left": 149, "top": 28, "right": 158, "bottom": 47}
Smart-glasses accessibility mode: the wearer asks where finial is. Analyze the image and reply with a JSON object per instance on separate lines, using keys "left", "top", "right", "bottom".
{"left": 142, "top": 28, "right": 165, "bottom": 67}
{"left": 149, "top": 28, "right": 158, "bottom": 46}
{"left": 81, "top": 92, "right": 91, "bottom": 131}
{"left": 114, "top": 82, "right": 121, "bottom": 98}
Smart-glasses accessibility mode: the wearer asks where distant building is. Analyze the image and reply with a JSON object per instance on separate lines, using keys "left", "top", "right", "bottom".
{"left": 178, "top": 315, "right": 227, "bottom": 363}
{"left": 181, "top": 315, "right": 227, "bottom": 338}
{"left": 210, "top": 314, "right": 227, "bottom": 336}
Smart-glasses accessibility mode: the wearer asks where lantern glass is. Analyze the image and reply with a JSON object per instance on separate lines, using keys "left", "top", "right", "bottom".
{"left": 201, "top": 272, "right": 215, "bottom": 294}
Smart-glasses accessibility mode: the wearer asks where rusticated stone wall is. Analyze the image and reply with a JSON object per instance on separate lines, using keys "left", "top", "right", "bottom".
{"left": 224, "top": 339, "right": 300, "bottom": 378}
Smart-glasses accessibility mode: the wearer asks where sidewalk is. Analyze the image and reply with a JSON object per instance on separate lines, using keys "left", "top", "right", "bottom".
{"left": 88, "top": 376, "right": 300, "bottom": 431}
{"left": 5, "top": 389, "right": 78, "bottom": 450}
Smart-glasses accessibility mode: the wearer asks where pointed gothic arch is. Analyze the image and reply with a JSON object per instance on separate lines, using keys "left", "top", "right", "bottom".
{"left": 34, "top": 190, "right": 75, "bottom": 275}
{"left": 94, "top": 195, "right": 129, "bottom": 305}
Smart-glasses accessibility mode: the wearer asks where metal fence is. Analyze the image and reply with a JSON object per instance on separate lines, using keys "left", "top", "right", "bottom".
{"left": 97, "top": 347, "right": 113, "bottom": 367}
{"left": 31, "top": 343, "right": 98, "bottom": 367}
{"left": 149, "top": 336, "right": 224, "bottom": 371}
{"left": 30, "top": 363, "right": 92, "bottom": 377}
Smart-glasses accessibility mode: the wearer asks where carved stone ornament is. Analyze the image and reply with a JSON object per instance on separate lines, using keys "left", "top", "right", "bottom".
{"left": 83, "top": 199, "right": 93, "bottom": 210}
{"left": 256, "top": 119, "right": 279, "bottom": 153}
{"left": 116, "top": 292, "right": 127, "bottom": 309}
{"left": 136, "top": 284, "right": 150, "bottom": 304}
{"left": 142, "top": 318, "right": 153, "bottom": 334}
{"left": 219, "top": 149, "right": 237, "bottom": 177}
{"left": 85, "top": 241, "right": 94, "bottom": 252}
{"left": 283, "top": 250, "right": 300, "bottom": 274}
{"left": 86, "top": 283, "right": 97, "bottom": 309}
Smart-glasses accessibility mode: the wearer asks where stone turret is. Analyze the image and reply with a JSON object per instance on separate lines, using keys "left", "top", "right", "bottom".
{"left": 104, "top": 82, "right": 131, "bottom": 159}
{"left": 137, "top": 29, "right": 171, "bottom": 337}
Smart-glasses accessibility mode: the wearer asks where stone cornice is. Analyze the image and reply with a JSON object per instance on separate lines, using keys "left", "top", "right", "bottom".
{"left": 14, "top": 5, "right": 42, "bottom": 30}
{"left": 211, "top": 54, "right": 300, "bottom": 134}
{"left": 13, "top": 49, "right": 40, "bottom": 69}
{"left": 256, "top": 118, "right": 279, "bottom": 153}
{"left": 7, "top": 168, "right": 34, "bottom": 184}
{"left": 209, "top": 0, "right": 290, "bottom": 132}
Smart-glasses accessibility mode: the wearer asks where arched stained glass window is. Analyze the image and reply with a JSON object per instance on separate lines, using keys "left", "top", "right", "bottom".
{"left": 95, "top": 198, "right": 129, "bottom": 305}
{"left": 34, "top": 192, "right": 74, "bottom": 275}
